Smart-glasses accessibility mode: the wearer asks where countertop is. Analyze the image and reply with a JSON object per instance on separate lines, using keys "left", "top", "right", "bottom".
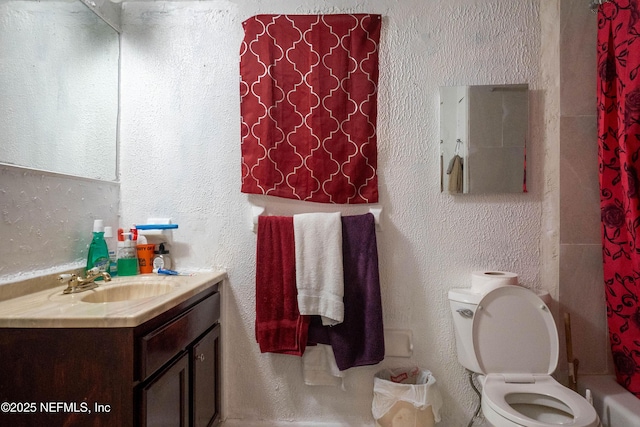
{"left": 0, "top": 271, "right": 226, "bottom": 328}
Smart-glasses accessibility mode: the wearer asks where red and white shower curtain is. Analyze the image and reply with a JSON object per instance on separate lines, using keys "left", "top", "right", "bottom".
{"left": 598, "top": 0, "right": 640, "bottom": 398}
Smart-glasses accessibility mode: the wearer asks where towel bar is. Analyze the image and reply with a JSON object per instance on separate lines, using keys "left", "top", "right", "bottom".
{"left": 251, "top": 205, "right": 382, "bottom": 233}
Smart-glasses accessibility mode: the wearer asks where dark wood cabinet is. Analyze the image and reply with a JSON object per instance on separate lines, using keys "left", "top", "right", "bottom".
{"left": 138, "top": 323, "right": 221, "bottom": 427}
{"left": 0, "top": 284, "right": 221, "bottom": 427}
{"left": 141, "top": 352, "right": 190, "bottom": 427}
{"left": 192, "top": 325, "right": 220, "bottom": 427}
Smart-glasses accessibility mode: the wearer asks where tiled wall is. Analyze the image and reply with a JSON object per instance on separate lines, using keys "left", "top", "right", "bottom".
{"left": 0, "top": 164, "right": 120, "bottom": 282}
{"left": 559, "top": 0, "right": 611, "bottom": 376}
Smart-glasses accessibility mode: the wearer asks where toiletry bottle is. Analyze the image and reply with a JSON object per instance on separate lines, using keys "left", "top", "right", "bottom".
{"left": 86, "top": 219, "right": 110, "bottom": 278}
{"left": 116, "top": 227, "right": 125, "bottom": 270}
{"left": 117, "top": 230, "right": 139, "bottom": 276}
{"left": 104, "top": 226, "right": 117, "bottom": 277}
{"left": 153, "top": 243, "right": 172, "bottom": 270}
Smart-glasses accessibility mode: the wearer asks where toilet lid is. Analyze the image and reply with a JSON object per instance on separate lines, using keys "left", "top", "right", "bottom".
{"left": 472, "top": 286, "right": 558, "bottom": 375}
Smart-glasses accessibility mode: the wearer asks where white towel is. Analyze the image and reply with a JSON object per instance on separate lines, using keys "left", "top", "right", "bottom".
{"left": 293, "top": 212, "right": 344, "bottom": 326}
{"left": 302, "top": 344, "right": 345, "bottom": 389}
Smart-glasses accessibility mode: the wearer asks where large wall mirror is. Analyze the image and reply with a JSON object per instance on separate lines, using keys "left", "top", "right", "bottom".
{"left": 0, "top": 0, "right": 119, "bottom": 181}
{"left": 440, "top": 84, "right": 529, "bottom": 194}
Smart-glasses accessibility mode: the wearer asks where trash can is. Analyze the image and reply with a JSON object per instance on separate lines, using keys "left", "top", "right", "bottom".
{"left": 372, "top": 367, "right": 443, "bottom": 427}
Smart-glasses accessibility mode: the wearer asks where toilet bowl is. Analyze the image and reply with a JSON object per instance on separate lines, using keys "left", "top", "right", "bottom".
{"left": 448, "top": 286, "right": 600, "bottom": 427}
{"left": 481, "top": 375, "right": 599, "bottom": 426}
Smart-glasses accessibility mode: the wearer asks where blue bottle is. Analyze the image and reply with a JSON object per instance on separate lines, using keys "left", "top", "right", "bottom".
{"left": 86, "top": 219, "right": 110, "bottom": 278}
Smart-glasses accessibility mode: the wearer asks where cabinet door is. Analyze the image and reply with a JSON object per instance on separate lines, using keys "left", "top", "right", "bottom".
{"left": 192, "top": 324, "right": 221, "bottom": 427}
{"left": 141, "top": 352, "right": 190, "bottom": 427}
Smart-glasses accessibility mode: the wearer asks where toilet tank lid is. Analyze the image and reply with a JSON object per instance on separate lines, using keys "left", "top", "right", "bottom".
{"left": 448, "top": 287, "right": 550, "bottom": 304}
{"left": 448, "top": 288, "right": 483, "bottom": 304}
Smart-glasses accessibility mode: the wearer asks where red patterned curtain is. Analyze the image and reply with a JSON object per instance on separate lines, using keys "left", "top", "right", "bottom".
{"left": 240, "top": 14, "right": 381, "bottom": 204}
{"left": 598, "top": 0, "right": 640, "bottom": 398}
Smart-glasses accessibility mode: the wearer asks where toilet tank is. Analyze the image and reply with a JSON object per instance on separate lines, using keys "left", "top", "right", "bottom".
{"left": 448, "top": 289, "right": 482, "bottom": 373}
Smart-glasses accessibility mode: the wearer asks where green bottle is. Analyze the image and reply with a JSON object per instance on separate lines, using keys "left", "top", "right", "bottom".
{"left": 87, "top": 219, "right": 110, "bottom": 278}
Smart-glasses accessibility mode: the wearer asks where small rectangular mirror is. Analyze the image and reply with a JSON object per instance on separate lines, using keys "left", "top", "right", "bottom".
{"left": 440, "top": 84, "right": 529, "bottom": 194}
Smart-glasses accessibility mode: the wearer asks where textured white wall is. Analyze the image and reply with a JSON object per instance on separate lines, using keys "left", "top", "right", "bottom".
{"left": 119, "top": 1, "right": 549, "bottom": 425}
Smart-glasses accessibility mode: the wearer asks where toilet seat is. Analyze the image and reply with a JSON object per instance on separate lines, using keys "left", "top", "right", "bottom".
{"left": 471, "top": 286, "right": 599, "bottom": 427}
{"left": 482, "top": 374, "right": 600, "bottom": 427}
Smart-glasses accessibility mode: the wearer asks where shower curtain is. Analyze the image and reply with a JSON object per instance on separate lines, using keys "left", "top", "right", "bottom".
{"left": 598, "top": 0, "right": 640, "bottom": 398}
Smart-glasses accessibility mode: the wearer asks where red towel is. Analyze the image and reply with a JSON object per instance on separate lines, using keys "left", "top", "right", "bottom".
{"left": 255, "top": 216, "right": 309, "bottom": 355}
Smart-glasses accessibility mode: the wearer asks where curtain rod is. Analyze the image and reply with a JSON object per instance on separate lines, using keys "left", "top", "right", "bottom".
{"left": 590, "top": 0, "right": 610, "bottom": 12}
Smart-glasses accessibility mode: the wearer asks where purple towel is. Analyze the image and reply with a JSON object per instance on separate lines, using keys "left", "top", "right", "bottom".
{"left": 307, "top": 213, "right": 384, "bottom": 370}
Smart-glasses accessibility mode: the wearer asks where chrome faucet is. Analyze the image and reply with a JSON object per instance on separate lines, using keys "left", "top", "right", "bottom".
{"left": 60, "top": 268, "right": 111, "bottom": 294}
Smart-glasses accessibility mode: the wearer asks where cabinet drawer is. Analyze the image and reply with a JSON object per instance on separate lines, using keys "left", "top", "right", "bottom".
{"left": 139, "top": 292, "right": 220, "bottom": 381}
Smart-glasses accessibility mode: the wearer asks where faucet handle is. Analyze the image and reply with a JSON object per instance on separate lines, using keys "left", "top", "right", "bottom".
{"left": 59, "top": 273, "right": 78, "bottom": 294}
{"left": 86, "top": 267, "right": 100, "bottom": 276}
{"left": 58, "top": 273, "right": 76, "bottom": 284}
{"left": 84, "top": 268, "right": 111, "bottom": 283}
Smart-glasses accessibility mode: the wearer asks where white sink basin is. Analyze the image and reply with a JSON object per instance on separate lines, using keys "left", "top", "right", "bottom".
{"left": 81, "top": 282, "right": 175, "bottom": 303}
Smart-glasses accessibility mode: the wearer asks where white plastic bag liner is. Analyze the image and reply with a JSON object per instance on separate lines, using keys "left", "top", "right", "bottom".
{"left": 372, "top": 367, "right": 443, "bottom": 424}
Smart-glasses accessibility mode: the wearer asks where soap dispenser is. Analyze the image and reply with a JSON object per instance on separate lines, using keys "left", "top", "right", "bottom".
{"left": 86, "top": 219, "right": 110, "bottom": 277}
{"left": 117, "top": 228, "right": 139, "bottom": 276}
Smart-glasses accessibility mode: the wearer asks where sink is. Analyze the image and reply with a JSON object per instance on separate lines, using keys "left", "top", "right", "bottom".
{"left": 81, "top": 283, "right": 175, "bottom": 303}
{"left": 1, "top": 271, "right": 225, "bottom": 328}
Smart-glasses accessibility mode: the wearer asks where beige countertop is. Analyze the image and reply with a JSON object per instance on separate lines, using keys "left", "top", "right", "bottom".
{"left": 0, "top": 271, "right": 226, "bottom": 328}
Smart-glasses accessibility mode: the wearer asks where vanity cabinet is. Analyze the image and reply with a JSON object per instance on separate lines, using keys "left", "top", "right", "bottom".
{"left": 140, "top": 324, "right": 220, "bottom": 427}
{"left": 139, "top": 318, "right": 221, "bottom": 427}
{"left": 0, "top": 283, "right": 221, "bottom": 427}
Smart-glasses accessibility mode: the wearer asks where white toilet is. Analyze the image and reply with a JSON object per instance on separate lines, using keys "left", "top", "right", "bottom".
{"left": 448, "top": 285, "right": 600, "bottom": 427}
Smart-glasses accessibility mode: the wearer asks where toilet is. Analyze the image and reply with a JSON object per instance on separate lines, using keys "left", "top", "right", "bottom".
{"left": 448, "top": 285, "right": 600, "bottom": 427}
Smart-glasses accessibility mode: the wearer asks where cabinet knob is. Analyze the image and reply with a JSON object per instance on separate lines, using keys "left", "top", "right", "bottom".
{"left": 195, "top": 354, "right": 206, "bottom": 362}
